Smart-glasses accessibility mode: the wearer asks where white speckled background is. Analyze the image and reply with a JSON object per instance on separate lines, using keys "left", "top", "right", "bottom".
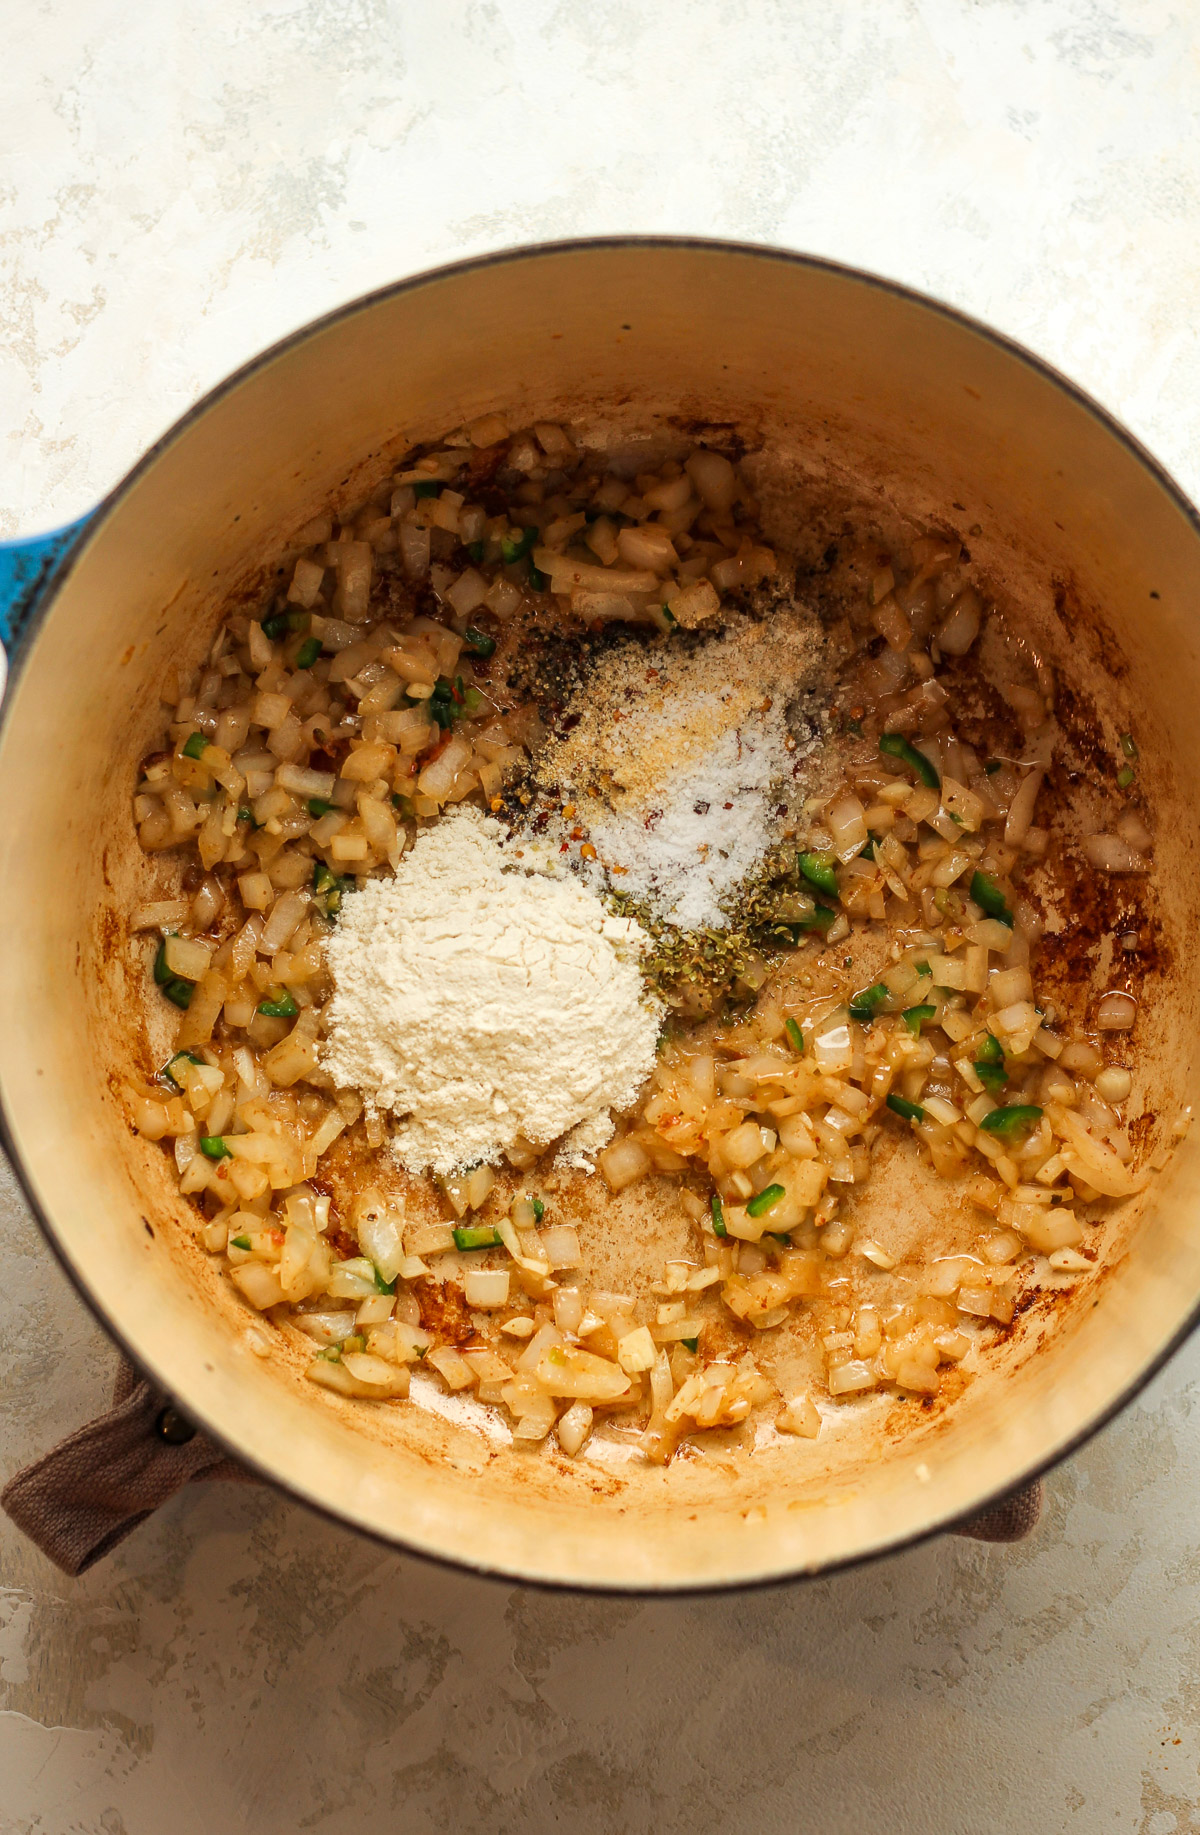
{"left": 4, "top": 4, "right": 1200, "bottom": 1829}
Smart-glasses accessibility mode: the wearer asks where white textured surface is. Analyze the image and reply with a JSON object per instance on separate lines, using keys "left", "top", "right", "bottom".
{"left": 4, "top": 5, "right": 1200, "bottom": 1829}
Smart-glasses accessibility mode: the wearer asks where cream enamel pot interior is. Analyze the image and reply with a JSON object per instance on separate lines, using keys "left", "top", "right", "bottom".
{"left": 2, "top": 238, "right": 1199, "bottom": 1591}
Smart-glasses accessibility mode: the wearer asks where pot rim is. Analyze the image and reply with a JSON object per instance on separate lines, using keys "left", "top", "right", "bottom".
{"left": 4, "top": 233, "right": 1199, "bottom": 1592}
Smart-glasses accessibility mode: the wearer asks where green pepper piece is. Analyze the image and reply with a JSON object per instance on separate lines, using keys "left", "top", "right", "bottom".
{"left": 746, "top": 1183, "right": 786, "bottom": 1218}
{"left": 902, "top": 1003, "right": 936, "bottom": 1035}
{"left": 976, "top": 1032, "right": 1004, "bottom": 1064}
{"left": 163, "top": 979, "right": 193, "bottom": 1010}
{"left": 710, "top": 1193, "right": 727, "bottom": 1238}
{"left": 307, "top": 797, "right": 334, "bottom": 817}
{"left": 681, "top": 1336, "right": 699, "bottom": 1353}
{"left": 413, "top": 480, "right": 440, "bottom": 499}
{"left": 230, "top": 1234, "right": 252, "bottom": 1251}
{"left": 849, "top": 982, "right": 890, "bottom": 1023}
{"left": 785, "top": 1017, "right": 805, "bottom": 1053}
{"left": 915, "top": 961, "right": 932, "bottom": 977}
{"left": 975, "top": 1062, "right": 1008, "bottom": 1093}
{"left": 261, "top": 611, "right": 289, "bottom": 640}
{"left": 295, "top": 636, "right": 321, "bottom": 670}
{"left": 463, "top": 687, "right": 484, "bottom": 717}
{"left": 793, "top": 903, "right": 837, "bottom": 935}
{"left": 1117, "top": 765, "right": 1135, "bottom": 790}
{"left": 1120, "top": 732, "right": 1138, "bottom": 759}
{"left": 528, "top": 564, "right": 548, "bottom": 592}
{"left": 153, "top": 936, "right": 176, "bottom": 986}
{"left": 860, "top": 832, "right": 881, "bottom": 860}
{"left": 978, "top": 1104, "right": 1043, "bottom": 1139}
{"left": 258, "top": 990, "right": 299, "bottom": 1019}
{"left": 372, "top": 1266, "right": 397, "bottom": 1295}
{"left": 531, "top": 1198, "right": 545, "bottom": 1222}
{"left": 237, "top": 805, "right": 260, "bottom": 826}
{"left": 200, "top": 1136, "right": 231, "bottom": 1160}
{"left": 886, "top": 1093, "right": 926, "bottom": 1122}
{"left": 467, "top": 539, "right": 486, "bottom": 563}
{"left": 182, "top": 730, "right": 208, "bottom": 761}
{"left": 312, "top": 861, "right": 347, "bottom": 917}
{"left": 463, "top": 626, "right": 496, "bottom": 657}
{"left": 879, "top": 731, "right": 940, "bottom": 789}
{"left": 162, "top": 1049, "right": 204, "bottom": 1087}
{"left": 798, "top": 849, "right": 840, "bottom": 898}
{"left": 500, "top": 525, "right": 535, "bottom": 563}
{"left": 392, "top": 793, "right": 416, "bottom": 818}
{"left": 970, "top": 870, "right": 1014, "bottom": 927}
{"left": 452, "top": 1225, "right": 504, "bottom": 1251}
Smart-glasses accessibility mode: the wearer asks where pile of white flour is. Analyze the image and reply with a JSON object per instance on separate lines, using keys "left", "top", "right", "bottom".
{"left": 321, "top": 807, "right": 661, "bottom": 1175}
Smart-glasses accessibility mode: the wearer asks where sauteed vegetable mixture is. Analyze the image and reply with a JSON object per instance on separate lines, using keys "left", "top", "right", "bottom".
{"left": 126, "top": 415, "right": 1167, "bottom": 1463}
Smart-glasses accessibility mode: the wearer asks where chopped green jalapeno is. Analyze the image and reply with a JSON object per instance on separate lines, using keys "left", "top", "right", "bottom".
{"left": 528, "top": 563, "right": 548, "bottom": 592}
{"left": 531, "top": 1198, "right": 545, "bottom": 1222}
{"left": 467, "top": 540, "right": 486, "bottom": 563}
{"left": 974, "top": 1061, "right": 1008, "bottom": 1092}
{"left": 163, "top": 978, "right": 194, "bottom": 1010}
{"left": 976, "top": 1032, "right": 1004, "bottom": 1064}
{"left": 710, "top": 1194, "right": 728, "bottom": 1238}
{"left": 230, "top": 1234, "right": 252, "bottom": 1251}
{"left": 237, "top": 805, "right": 259, "bottom": 826}
{"left": 879, "top": 731, "right": 940, "bottom": 789}
{"left": 452, "top": 1225, "right": 504, "bottom": 1251}
{"left": 746, "top": 1183, "right": 786, "bottom": 1218}
{"left": 1120, "top": 732, "right": 1138, "bottom": 759}
{"left": 372, "top": 1266, "right": 397, "bottom": 1294}
{"left": 1117, "top": 764, "right": 1135, "bottom": 790}
{"left": 413, "top": 480, "right": 440, "bottom": 499}
{"left": 153, "top": 936, "right": 175, "bottom": 986}
{"left": 162, "top": 1050, "right": 204, "bottom": 1087}
{"left": 985, "top": 759, "right": 1002, "bottom": 775}
{"left": 681, "top": 1336, "right": 699, "bottom": 1352}
{"left": 860, "top": 832, "right": 882, "bottom": 860}
{"left": 200, "top": 1136, "right": 231, "bottom": 1160}
{"left": 295, "top": 636, "right": 321, "bottom": 670}
{"left": 307, "top": 797, "right": 334, "bottom": 817}
{"left": 258, "top": 990, "right": 299, "bottom": 1019}
{"left": 793, "top": 902, "right": 838, "bottom": 935}
{"left": 785, "top": 1017, "right": 805, "bottom": 1053}
{"left": 915, "top": 961, "right": 932, "bottom": 977}
{"left": 182, "top": 731, "right": 208, "bottom": 761}
{"left": 261, "top": 611, "right": 289, "bottom": 640}
{"left": 978, "top": 1104, "right": 1042, "bottom": 1138}
{"left": 970, "top": 870, "right": 1014, "bottom": 926}
{"left": 902, "top": 1003, "right": 936, "bottom": 1035}
{"left": 798, "top": 850, "right": 839, "bottom": 898}
{"left": 463, "top": 687, "right": 484, "bottom": 716}
{"left": 312, "top": 861, "right": 347, "bottom": 917}
{"left": 849, "top": 982, "right": 890, "bottom": 1023}
{"left": 500, "top": 526, "right": 535, "bottom": 563}
{"left": 317, "top": 1342, "right": 342, "bottom": 1362}
{"left": 392, "top": 793, "right": 416, "bottom": 818}
{"left": 886, "top": 1093, "right": 926, "bottom": 1122}
{"left": 463, "top": 626, "right": 496, "bottom": 657}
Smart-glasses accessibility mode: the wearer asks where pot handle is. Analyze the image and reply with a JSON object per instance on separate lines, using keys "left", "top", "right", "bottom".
{"left": 0, "top": 515, "right": 95, "bottom": 701}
